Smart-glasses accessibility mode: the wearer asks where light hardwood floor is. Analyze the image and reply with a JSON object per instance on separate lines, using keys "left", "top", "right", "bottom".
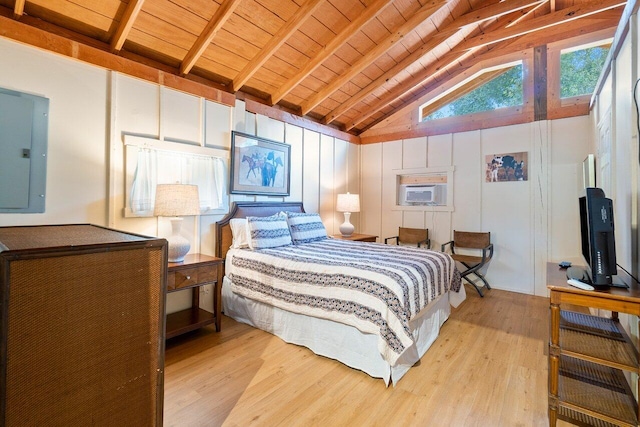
{"left": 164, "top": 287, "right": 563, "bottom": 426}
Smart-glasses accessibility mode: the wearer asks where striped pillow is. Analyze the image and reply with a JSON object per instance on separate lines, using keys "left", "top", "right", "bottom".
{"left": 285, "top": 212, "right": 328, "bottom": 244}
{"left": 247, "top": 213, "right": 292, "bottom": 249}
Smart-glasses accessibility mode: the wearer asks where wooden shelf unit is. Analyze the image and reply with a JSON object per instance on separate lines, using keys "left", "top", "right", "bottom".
{"left": 547, "top": 263, "right": 640, "bottom": 427}
{"left": 166, "top": 253, "right": 223, "bottom": 339}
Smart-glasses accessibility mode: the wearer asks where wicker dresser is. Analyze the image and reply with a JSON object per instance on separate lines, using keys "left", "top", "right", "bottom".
{"left": 0, "top": 224, "right": 167, "bottom": 427}
{"left": 547, "top": 263, "right": 640, "bottom": 427}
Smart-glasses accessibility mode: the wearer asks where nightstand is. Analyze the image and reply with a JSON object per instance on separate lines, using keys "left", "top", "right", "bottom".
{"left": 166, "top": 253, "right": 223, "bottom": 339}
{"left": 331, "top": 233, "right": 378, "bottom": 242}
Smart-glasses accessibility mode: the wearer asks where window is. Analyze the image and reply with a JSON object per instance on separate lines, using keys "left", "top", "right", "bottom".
{"left": 421, "top": 63, "right": 523, "bottom": 121}
{"left": 124, "top": 135, "right": 228, "bottom": 217}
{"left": 560, "top": 43, "right": 610, "bottom": 98}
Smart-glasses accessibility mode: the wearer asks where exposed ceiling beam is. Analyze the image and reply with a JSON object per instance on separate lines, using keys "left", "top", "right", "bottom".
{"left": 180, "top": 0, "right": 241, "bottom": 76}
{"left": 359, "top": 16, "right": 620, "bottom": 134}
{"left": 13, "top": 0, "right": 25, "bottom": 17}
{"left": 465, "top": 0, "right": 625, "bottom": 50}
{"left": 231, "top": 0, "right": 325, "bottom": 93}
{"left": 299, "top": 0, "right": 448, "bottom": 116}
{"left": 347, "top": 0, "right": 624, "bottom": 131}
{"left": 506, "top": 0, "right": 550, "bottom": 28}
{"left": 110, "top": 0, "right": 145, "bottom": 52}
{"left": 269, "top": 0, "right": 391, "bottom": 105}
{"left": 323, "top": 0, "right": 545, "bottom": 125}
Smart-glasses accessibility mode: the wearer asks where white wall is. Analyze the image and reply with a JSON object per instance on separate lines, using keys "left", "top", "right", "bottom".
{"left": 0, "top": 38, "right": 109, "bottom": 226}
{"left": 361, "top": 116, "right": 592, "bottom": 296}
{"left": 0, "top": 37, "right": 360, "bottom": 314}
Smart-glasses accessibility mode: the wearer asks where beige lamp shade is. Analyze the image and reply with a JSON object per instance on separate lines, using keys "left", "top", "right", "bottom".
{"left": 336, "top": 193, "right": 360, "bottom": 213}
{"left": 154, "top": 184, "right": 200, "bottom": 262}
{"left": 153, "top": 184, "right": 200, "bottom": 217}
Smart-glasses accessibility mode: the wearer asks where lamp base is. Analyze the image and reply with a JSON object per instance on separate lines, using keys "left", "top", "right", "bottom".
{"left": 339, "top": 212, "right": 355, "bottom": 237}
{"left": 167, "top": 217, "right": 190, "bottom": 262}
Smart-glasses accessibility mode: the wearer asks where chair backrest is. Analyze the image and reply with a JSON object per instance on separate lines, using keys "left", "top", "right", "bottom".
{"left": 453, "top": 231, "right": 490, "bottom": 249}
{"left": 399, "top": 227, "right": 428, "bottom": 245}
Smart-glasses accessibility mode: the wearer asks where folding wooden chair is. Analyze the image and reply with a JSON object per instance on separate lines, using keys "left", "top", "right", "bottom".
{"left": 441, "top": 231, "right": 493, "bottom": 297}
{"left": 384, "top": 227, "right": 430, "bottom": 249}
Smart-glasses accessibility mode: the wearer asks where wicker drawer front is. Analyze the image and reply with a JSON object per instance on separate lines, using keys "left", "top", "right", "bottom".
{"left": 197, "top": 264, "right": 218, "bottom": 283}
{"left": 168, "top": 268, "right": 198, "bottom": 291}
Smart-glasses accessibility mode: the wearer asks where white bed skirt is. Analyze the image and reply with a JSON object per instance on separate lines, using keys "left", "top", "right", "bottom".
{"left": 222, "top": 276, "right": 465, "bottom": 385}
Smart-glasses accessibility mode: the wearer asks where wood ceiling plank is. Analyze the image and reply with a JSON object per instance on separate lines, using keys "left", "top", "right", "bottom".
{"left": 231, "top": 0, "right": 324, "bottom": 92}
{"left": 130, "top": 11, "right": 197, "bottom": 55}
{"left": 110, "top": 0, "right": 145, "bottom": 51}
{"left": 234, "top": 0, "right": 284, "bottom": 35}
{"left": 323, "top": 0, "right": 545, "bottom": 125}
{"left": 299, "top": 0, "right": 448, "bottom": 116}
{"left": 180, "top": 0, "right": 240, "bottom": 75}
{"left": 270, "top": 0, "right": 390, "bottom": 105}
{"left": 25, "top": 0, "right": 115, "bottom": 36}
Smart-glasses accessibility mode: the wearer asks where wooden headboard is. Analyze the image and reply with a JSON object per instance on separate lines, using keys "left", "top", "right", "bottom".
{"left": 215, "top": 201, "right": 305, "bottom": 271}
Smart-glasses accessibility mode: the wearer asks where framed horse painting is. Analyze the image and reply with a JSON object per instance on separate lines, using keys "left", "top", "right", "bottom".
{"left": 230, "top": 131, "right": 291, "bottom": 196}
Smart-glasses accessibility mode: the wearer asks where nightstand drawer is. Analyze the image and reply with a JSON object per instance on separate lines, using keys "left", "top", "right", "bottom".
{"left": 197, "top": 264, "right": 218, "bottom": 283}
{"left": 168, "top": 268, "right": 198, "bottom": 291}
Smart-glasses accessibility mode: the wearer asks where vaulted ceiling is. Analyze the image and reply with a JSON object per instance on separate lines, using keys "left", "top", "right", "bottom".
{"left": 0, "top": 0, "right": 626, "bottom": 137}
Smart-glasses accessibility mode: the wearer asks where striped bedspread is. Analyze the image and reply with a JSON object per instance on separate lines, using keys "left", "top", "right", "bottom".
{"left": 227, "top": 238, "right": 462, "bottom": 365}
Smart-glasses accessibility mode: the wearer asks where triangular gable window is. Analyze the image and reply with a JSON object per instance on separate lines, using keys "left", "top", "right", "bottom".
{"left": 420, "top": 63, "right": 523, "bottom": 122}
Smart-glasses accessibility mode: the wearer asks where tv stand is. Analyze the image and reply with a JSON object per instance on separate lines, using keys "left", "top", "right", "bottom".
{"left": 547, "top": 263, "right": 640, "bottom": 426}
{"left": 565, "top": 266, "right": 586, "bottom": 281}
{"left": 565, "top": 266, "right": 629, "bottom": 289}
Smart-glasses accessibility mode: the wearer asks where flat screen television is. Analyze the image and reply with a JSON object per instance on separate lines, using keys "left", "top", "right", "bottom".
{"left": 567, "top": 187, "right": 619, "bottom": 288}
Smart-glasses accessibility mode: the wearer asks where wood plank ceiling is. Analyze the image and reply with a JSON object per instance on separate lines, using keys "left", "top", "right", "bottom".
{"left": 0, "top": 0, "right": 626, "bottom": 136}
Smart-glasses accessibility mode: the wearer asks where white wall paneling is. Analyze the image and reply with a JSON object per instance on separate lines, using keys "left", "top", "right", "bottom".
{"left": 613, "top": 36, "right": 634, "bottom": 272}
{"left": 360, "top": 143, "right": 383, "bottom": 238}
{"left": 319, "top": 134, "right": 336, "bottom": 233}
{"left": 481, "top": 123, "right": 534, "bottom": 294}
{"left": 403, "top": 136, "right": 427, "bottom": 169}
{"left": 160, "top": 87, "right": 201, "bottom": 144}
{"left": 451, "top": 131, "right": 482, "bottom": 233}
{"left": 381, "top": 141, "right": 403, "bottom": 243}
{"left": 303, "top": 129, "right": 321, "bottom": 214}
{"left": 286, "top": 124, "right": 304, "bottom": 203}
{"left": 205, "top": 100, "right": 232, "bottom": 149}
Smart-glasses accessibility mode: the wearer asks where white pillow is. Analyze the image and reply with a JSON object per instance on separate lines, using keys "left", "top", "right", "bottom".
{"left": 247, "top": 213, "right": 292, "bottom": 249}
{"left": 229, "top": 218, "right": 250, "bottom": 249}
{"left": 285, "top": 212, "right": 328, "bottom": 244}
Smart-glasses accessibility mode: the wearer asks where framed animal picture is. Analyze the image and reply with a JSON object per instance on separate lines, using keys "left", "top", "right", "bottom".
{"left": 485, "top": 152, "right": 528, "bottom": 182}
{"left": 230, "top": 131, "right": 291, "bottom": 196}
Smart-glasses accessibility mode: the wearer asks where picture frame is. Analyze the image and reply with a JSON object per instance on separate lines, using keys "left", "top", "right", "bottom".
{"left": 230, "top": 131, "right": 291, "bottom": 196}
{"left": 485, "top": 151, "right": 528, "bottom": 182}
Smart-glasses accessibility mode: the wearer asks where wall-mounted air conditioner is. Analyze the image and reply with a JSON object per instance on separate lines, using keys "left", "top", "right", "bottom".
{"left": 404, "top": 186, "right": 435, "bottom": 204}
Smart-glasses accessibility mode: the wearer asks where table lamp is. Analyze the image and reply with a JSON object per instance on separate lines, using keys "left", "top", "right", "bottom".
{"left": 336, "top": 192, "right": 360, "bottom": 237}
{"left": 154, "top": 184, "right": 200, "bottom": 262}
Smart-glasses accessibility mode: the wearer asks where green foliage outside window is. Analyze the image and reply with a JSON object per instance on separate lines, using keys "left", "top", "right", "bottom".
{"left": 423, "top": 64, "right": 523, "bottom": 121}
{"left": 560, "top": 45, "right": 610, "bottom": 98}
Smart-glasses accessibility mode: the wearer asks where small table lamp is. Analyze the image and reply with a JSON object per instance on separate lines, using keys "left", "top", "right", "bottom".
{"left": 154, "top": 184, "right": 200, "bottom": 262}
{"left": 336, "top": 192, "right": 360, "bottom": 237}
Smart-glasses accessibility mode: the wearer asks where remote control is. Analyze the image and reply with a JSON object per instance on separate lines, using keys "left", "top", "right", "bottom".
{"left": 566, "top": 279, "right": 595, "bottom": 291}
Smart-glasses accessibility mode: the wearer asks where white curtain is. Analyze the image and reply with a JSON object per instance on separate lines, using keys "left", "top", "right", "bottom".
{"left": 130, "top": 148, "right": 227, "bottom": 216}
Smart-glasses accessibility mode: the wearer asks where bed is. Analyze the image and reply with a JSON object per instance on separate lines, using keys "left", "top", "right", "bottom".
{"left": 215, "top": 202, "right": 465, "bottom": 385}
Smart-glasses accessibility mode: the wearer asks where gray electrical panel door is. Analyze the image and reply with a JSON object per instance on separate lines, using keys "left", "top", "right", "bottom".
{"left": 0, "top": 93, "right": 33, "bottom": 208}
{"left": 0, "top": 88, "right": 48, "bottom": 213}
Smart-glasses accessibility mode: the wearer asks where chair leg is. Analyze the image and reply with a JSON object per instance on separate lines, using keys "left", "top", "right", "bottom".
{"left": 460, "top": 262, "right": 491, "bottom": 297}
